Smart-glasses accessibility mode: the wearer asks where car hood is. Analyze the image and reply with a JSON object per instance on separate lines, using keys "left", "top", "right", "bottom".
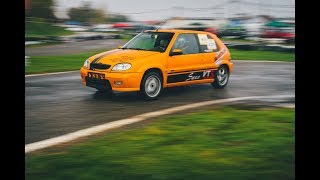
{"left": 89, "top": 49, "right": 160, "bottom": 66}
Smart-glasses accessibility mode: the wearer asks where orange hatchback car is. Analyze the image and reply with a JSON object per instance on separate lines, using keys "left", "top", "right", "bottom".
{"left": 80, "top": 29, "right": 233, "bottom": 100}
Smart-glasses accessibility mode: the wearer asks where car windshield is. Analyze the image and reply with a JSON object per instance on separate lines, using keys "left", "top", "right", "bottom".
{"left": 122, "top": 32, "right": 174, "bottom": 52}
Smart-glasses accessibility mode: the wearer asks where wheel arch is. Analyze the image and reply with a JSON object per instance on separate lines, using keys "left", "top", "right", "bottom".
{"left": 220, "top": 64, "right": 230, "bottom": 73}
{"left": 139, "top": 68, "right": 164, "bottom": 100}
{"left": 141, "top": 68, "right": 164, "bottom": 86}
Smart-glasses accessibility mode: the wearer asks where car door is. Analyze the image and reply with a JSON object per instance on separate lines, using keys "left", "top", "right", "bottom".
{"left": 167, "top": 33, "right": 205, "bottom": 85}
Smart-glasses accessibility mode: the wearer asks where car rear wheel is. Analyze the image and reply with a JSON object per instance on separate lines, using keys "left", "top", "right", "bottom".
{"left": 140, "top": 72, "right": 162, "bottom": 100}
{"left": 212, "top": 65, "right": 229, "bottom": 89}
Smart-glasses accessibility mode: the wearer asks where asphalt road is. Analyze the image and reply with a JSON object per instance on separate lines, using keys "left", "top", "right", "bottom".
{"left": 25, "top": 61, "right": 295, "bottom": 144}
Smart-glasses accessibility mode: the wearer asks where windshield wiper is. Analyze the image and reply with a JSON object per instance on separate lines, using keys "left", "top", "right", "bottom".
{"left": 122, "top": 47, "right": 145, "bottom": 50}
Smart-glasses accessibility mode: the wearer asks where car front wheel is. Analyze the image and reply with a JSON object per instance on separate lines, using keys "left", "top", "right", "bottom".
{"left": 212, "top": 65, "right": 229, "bottom": 89}
{"left": 140, "top": 72, "right": 162, "bottom": 100}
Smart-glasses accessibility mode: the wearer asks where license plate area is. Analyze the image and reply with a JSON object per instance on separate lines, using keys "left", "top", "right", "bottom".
{"left": 87, "top": 72, "right": 105, "bottom": 79}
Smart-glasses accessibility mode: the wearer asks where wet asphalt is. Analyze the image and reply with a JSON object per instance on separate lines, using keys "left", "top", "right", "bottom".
{"left": 25, "top": 61, "right": 295, "bottom": 144}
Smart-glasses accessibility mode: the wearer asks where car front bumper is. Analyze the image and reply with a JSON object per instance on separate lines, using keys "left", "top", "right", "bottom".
{"left": 80, "top": 68, "right": 143, "bottom": 92}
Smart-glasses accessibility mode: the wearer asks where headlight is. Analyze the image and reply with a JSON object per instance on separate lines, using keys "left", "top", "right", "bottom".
{"left": 83, "top": 59, "right": 90, "bottom": 68}
{"left": 112, "top": 63, "right": 132, "bottom": 71}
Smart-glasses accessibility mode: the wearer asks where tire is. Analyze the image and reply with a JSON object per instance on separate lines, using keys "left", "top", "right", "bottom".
{"left": 140, "top": 71, "right": 163, "bottom": 100}
{"left": 212, "top": 65, "right": 229, "bottom": 89}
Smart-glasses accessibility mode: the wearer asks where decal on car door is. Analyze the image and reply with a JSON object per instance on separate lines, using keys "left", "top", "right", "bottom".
{"left": 167, "top": 69, "right": 214, "bottom": 83}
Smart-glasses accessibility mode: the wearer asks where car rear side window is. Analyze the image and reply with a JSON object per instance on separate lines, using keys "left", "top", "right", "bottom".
{"left": 197, "top": 34, "right": 219, "bottom": 53}
{"left": 171, "top": 34, "right": 200, "bottom": 55}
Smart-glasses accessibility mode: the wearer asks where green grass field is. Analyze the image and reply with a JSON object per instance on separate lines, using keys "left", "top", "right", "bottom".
{"left": 230, "top": 48, "right": 295, "bottom": 62}
{"left": 25, "top": 50, "right": 102, "bottom": 74}
{"left": 25, "top": 18, "right": 73, "bottom": 39}
{"left": 26, "top": 106, "right": 294, "bottom": 180}
{"left": 25, "top": 48, "right": 294, "bottom": 74}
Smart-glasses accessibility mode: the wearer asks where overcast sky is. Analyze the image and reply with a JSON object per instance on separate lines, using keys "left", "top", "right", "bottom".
{"left": 54, "top": 0, "right": 295, "bottom": 21}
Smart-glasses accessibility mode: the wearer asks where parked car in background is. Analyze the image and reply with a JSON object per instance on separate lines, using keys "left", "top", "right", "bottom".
{"left": 219, "top": 26, "right": 247, "bottom": 38}
{"left": 204, "top": 27, "right": 219, "bottom": 36}
{"left": 260, "top": 27, "right": 295, "bottom": 39}
{"left": 65, "top": 27, "right": 89, "bottom": 32}
{"left": 91, "top": 24, "right": 122, "bottom": 32}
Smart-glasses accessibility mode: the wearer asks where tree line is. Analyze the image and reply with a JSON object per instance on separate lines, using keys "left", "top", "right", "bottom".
{"left": 25, "top": 0, "right": 129, "bottom": 23}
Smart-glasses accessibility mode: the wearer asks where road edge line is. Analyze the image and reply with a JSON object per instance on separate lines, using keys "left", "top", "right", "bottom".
{"left": 25, "top": 94, "right": 294, "bottom": 154}
{"left": 25, "top": 70, "right": 78, "bottom": 77}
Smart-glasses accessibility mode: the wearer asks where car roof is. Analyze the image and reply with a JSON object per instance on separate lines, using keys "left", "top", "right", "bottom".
{"left": 146, "top": 29, "right": 211, "bottom": 34}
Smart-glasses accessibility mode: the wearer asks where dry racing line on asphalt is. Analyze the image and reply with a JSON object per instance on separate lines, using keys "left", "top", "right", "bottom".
{"left": 25, "top": 94, "right": 294, "bottom": 154}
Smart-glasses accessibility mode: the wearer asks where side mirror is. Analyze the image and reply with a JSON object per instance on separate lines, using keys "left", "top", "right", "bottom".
{"left": 118, "top": 45, "right": 123, "bottom": 49}
{"left": 169, "top": 49, "right": 183, "bottom": 56}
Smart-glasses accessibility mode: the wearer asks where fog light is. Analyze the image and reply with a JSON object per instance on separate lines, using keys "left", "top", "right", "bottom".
{"left": 114, "top": 81, "right": 123, "bottom": 85}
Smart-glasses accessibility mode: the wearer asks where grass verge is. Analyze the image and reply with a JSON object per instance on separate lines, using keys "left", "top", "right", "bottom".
{"left": 25, "top": 18, "right": 73, "bottom": 39}
{"left": 25, "top": 49, "right": 294, "bottom": 74}
{"left": 25, "top": 51, "right": 103, "bottom": 74}
{"left": 26, "top": 106, "right": 294, "bottom": 180}
{"left": 229, "top": 48, "right": 295, "bottom": 62}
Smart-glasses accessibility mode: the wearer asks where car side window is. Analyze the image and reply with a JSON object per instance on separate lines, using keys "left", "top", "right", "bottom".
{"left": 197, "top": 34, "right": 219, "bottom": 53}
{"left": 171, "top": 34, "right": 200, "bottom": 55}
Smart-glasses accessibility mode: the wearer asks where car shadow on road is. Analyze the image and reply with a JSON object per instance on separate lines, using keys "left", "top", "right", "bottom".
{"left": 90, "top": 84, "right": 232, "bottom": 103}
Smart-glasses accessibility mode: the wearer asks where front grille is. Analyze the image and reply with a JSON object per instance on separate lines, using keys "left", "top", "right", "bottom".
{"left": 90, "top": 63, "right": 111, "bottom": 70}
{"left": 85, "top": 77, "right": 111, "bottom": 91}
